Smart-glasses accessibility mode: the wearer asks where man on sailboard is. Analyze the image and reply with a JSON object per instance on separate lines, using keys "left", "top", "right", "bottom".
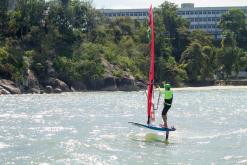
{"left": 159, "top": 83, "right": 173, "bottom": 128}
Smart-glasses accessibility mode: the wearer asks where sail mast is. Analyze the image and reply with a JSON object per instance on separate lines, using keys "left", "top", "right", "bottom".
{"left": 147, "top": 5, "right": 155, "bottom": 125}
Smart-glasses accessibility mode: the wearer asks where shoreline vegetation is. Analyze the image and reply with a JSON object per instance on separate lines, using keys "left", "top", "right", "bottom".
{"left": 0, "top": 0, "right": 247, "bottom": 94}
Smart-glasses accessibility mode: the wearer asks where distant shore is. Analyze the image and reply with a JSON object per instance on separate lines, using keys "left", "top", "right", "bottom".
{"left": 173, "top": 85, "right": 247, "bottom": 91}
{"left": 1, "top": 78, "right": 247, "bottom": 95}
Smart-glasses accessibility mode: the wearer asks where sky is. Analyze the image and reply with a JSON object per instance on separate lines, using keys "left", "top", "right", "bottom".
{"left": 92, "top": 0, "right": 247, "bottom": 9}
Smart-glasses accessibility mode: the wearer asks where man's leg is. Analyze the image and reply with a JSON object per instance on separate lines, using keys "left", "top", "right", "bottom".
{"left": 162, "top": 114, "right": 168, "bottom": 128}
{"left": 162, "top": 112, "right": 169, "bottom": 141}
{"left": 162, "top": 103, "right": 171, "bottom": 141}
{"left": 162, "top": 104, "right": 171, "bottom": 128}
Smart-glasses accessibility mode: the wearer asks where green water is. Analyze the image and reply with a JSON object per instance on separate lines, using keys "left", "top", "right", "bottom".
{"left": 0, "top": 87, "right": 247, "bottom": 164}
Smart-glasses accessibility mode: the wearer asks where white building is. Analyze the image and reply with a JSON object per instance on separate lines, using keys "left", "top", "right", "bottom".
{"left": 178, "top": 3, "right": 247, "bottom": 39}
{"left": 99, "top": 8, "right": 149, "bottom": 20}
{"left": 99, "top": 3, "right": 247, "bottom": 39}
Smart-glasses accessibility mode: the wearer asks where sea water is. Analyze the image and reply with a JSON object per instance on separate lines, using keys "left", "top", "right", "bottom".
{"left": 0, "top": 87, "right": 247, "bottom": 164}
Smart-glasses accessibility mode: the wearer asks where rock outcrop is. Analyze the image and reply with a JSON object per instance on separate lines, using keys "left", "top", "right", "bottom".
{"left": 88, "top": 76, "right": 118, "bottom": 91}
{"left": 44, "top": 78, "right": 70, "bottom": 92}
{"left": 0, "top": 86, "right": 10, "bottom": 95}
{"left": 116, "top": 77, "right": 138, "bottom": 91}
{"left": 87, "top": 75, "right": 139, "bottom": 91}
{"left": 23, "top": 70, "right": 40, "bottom": 93}
{"left": 0, "top": 79, "right": 21, "bottom": 94}
{"left": 70, "top": 80, "right": 87, "bottom": 91}
{"left": 0, "top": 69, "right": 144, "bottom": 94}
{"left": 45, "top": 85, "right": 53, "bottom": 93}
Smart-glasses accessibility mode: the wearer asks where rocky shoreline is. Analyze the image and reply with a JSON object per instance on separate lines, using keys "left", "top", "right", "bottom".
{"left": 1, "top": 78, "right": 247, "bottom": 95}
{"left": 0, "top": 76, "right": 146, "bottom": 95}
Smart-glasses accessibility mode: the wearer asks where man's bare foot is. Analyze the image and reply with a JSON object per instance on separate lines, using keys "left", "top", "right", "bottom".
{"left": 159, "top": 124, "right": 168, "bottom": 128}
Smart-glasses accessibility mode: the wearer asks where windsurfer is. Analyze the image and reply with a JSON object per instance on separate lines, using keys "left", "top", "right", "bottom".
{"left": 159, "top": 83, "right": 173, "bottom": 128}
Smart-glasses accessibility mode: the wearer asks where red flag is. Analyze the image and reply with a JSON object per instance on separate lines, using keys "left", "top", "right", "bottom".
{"left": 147, "top": 5, "right": 155, "bottom": 124}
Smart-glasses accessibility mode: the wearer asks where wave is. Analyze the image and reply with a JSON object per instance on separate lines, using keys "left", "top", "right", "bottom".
{"left": 188, "top": 128, "right": 247, "bottom": 140}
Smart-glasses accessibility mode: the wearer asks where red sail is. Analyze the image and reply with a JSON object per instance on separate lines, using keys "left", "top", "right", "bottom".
{"left": 147, "top": 5, "right": 155, "bottom": 124}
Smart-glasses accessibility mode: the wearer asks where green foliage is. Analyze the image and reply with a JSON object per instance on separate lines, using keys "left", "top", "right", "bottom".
{"left": 0, "top": 0, "right": 246, "bottom": 89}
{"left": 221, "top": 31, "right": 236, "bottom": 48}
{"left": 219, "top": 9, "right": 247, "bottom": 50}
{"left": 180, "top": 42, "right": 203, "bottom": 82}
{"left": 217, "top": 48, "right": 237, "bottom": 78}
{"left": 216, "top": 32, "right": 244, "bottom": 79}
{"left": 201, "top": 46, "right": 217, "bottom": 80}
{"left": 190, "top": 30, "right": 213, "bottom": 47}
{"left": 219, "top": 9, "right": 246, "bottom": 34}
{"left": 155, "top": 2, "right": 189, "bottom": 60}
{"left": 239, "top": 51, "right": 247, "bottom": 69}
{"left": 156, "top": 56, "right": 187, "bottom": 85}
{"left": 0, "top": 41, "right": 29, "bottom": 84}
{"left": 0, "top": 0, "right": 8, "bottom": 40}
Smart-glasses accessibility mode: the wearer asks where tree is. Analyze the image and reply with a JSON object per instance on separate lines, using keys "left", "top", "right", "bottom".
{"left": 0, "top": 0, "right": 8, "bottom": 41}
{"left": 180, "top": 42, "right": 203, "bottom": 82}
{"left": 221, "top": 31, "right": 236, "bottom": 47}
{"left": 154, "top": 1, "right": 190, "bottom": 61}
{"left": 189, "top": 30, "right": 213, "bottom": 47}
{"left": 216, "top": 31, "right": 241, "bottom": 78}
{"left": 5, "top": 0, "right": 46, "bottom": 42}
{"left": 219, "top": 9, "right": 246, "bottom": 34}
{"left": 219, "top": 9, "right": 247, "bottom": 50}
{"left": 201, "top": 46, "right": 217, "bottom": 80}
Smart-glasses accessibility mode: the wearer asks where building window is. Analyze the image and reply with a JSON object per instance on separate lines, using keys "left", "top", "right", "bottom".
{"left": 208, "top": 11, "right": 212, "bottom": 14}
{"left": 208, "top": 17, "right": 212, "bottom": 21}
